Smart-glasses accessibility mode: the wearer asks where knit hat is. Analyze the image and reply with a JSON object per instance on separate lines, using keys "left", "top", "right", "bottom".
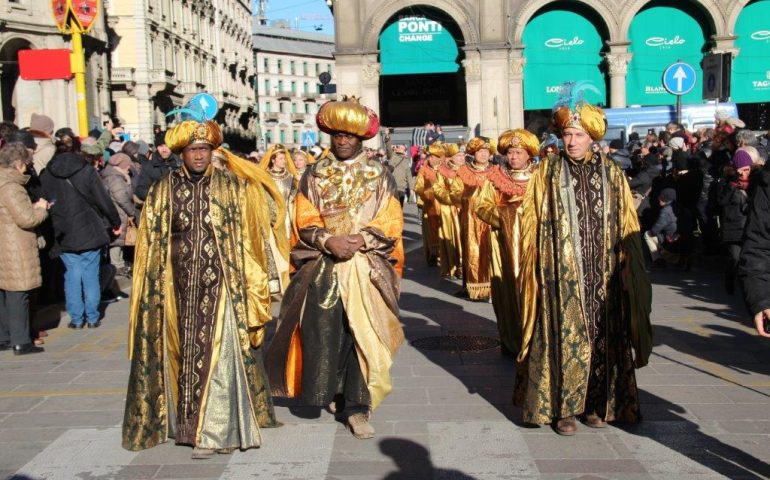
{"left": 154, "top": 131, "right": 167, "bottom": 147}
{"left": 136, "top": 140, "right": 150, "bottom": 156}
{"left": 108, "top": 152, "right": 132, "bottom": 170}
{"left": 731, "top": 149, "right": 753, "bottom": 170}
{"left": 28, "top": 113, "right": 54, "bottom": 137}
{"left": 668, "top": 137, "right": 685, "bottom": 150}
{"left": 609, "top": 139, "right": 624, "bottom": 150}
{"left": 80, "top": 137, "right": 103, "bottom": 156}
{"left": 659, "top": 188, "right": 677, "bottom": 203}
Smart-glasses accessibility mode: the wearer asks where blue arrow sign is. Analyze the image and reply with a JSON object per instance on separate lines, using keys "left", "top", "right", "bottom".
{"left": 302, "top": 130, "right": 317, "bottom": 147}
{"left": 189, "top": 93, "right": 219, "bottom": 121}
{"left": 663, "top": 62, "right": 697, "bottom": 96}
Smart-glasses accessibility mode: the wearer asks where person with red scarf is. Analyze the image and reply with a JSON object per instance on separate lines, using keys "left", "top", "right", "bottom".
{"left": 716, "top": 150, "right": 753, "bottom": 294}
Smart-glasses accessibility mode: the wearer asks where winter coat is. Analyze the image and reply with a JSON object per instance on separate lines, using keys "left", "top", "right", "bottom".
{"left": 100, "top": 165, "right": 135, "bottom": 246}
{"left": 738, "top": 170, "right": 770, "bottom": 316}
{"left": 715, "top": 179, "right": 748, "bottom": 243}
{"left": 610, "top": 149, "right": 632, "bottom": 170}
{"left": 628, "top": 165, "right": 660, "bottom": 196}
{"left": 32, "top": 137, "right": 56, "bottom": 175}
{"left": 651, "top": 202, "right": 678, "bottom": 243}
{"left": 389, "top": 153, "right": 414, "bottom": 195}
{"left": 40, "top": 153, "right": 120, "bottom": 253}
{"left": 133, "top": 151, "right": 181, "bottom": 202}
{"left": 0, "top": 167, "right": 48, "bottom": 291}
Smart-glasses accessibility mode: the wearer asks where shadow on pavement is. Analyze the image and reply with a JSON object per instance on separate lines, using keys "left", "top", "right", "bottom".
{"left": 378, "top": 438, "right": 477, "bottom": 480}
{"left": 624, "top": 390, "right": 770, "bottom": 479}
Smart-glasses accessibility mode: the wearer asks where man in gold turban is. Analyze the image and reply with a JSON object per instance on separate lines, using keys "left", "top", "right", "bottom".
{"left": 266, "top": 96, "right": 404, "bottom": 439}
{"left": 123, "top": 119, "right": 286, "bottom": 457}
{"left": 475, "top": 129, "right": 538, "bottom": 355}
{"left": 515, "top": 102, "right": 652, "bottom": 435}
{"left": 414, "top": 142, "right": 445, "bottom": 267}
{"left": 434, "top": 137, "right": 494, "bottom": 300}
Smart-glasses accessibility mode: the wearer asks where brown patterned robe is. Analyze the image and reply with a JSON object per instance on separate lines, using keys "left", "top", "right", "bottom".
{"left": 515, "top": 152, "right": 653, "bottom": 424}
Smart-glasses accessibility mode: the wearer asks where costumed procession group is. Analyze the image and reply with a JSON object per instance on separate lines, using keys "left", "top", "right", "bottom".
{"left": 121, "top": 94, "right": 652, "bottom": 459}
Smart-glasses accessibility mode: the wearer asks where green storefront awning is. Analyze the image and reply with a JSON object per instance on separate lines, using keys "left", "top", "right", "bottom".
{"left": 523, "top": 9, "right": 606, "bottom": 110}
{"left": 627, "top": 6, "right": 705, "bottom": 106}
{"left": 733, "top": 0, "right": 770, "bottom": 103}
{"left": 379, "top": 16, "right": 459, "bottom": 76}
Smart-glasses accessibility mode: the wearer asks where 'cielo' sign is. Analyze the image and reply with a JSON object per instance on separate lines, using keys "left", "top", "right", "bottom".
{"left": 645, "top": 36, "right": 686, "bottom": 48}
{"left": 750, "top": 30, "right": 770, "bottom": 42}
{"left": 544, "top": 36, "right": 585, "bottom": 50}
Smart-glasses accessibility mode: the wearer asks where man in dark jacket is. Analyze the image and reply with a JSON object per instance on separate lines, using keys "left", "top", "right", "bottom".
{"left": 716, "top": 151, "right": 752, "bottom": 294}
{"left": 40, "top": 152, "right": 120, "bottom": 328}
{"left": 133, "top": 133, "right": 181, "bottom": 203}
{"left": 608, "top": 138, "right": 632, "bottom": 170}
{"left": 739, "top": 169, "right": 770, "bottom": 338}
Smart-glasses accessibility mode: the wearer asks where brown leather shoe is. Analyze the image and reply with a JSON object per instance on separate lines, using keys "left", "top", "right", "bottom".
{"left": 583, "top": 413, "right": 608, "bottom": 428}
{"left": 555, "top": 416, "right": 577, "bottom": 436}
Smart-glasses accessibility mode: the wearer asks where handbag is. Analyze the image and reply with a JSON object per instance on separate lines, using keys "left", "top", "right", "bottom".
{"left": 124, "top": 218, "right": 137, "bottom": 246}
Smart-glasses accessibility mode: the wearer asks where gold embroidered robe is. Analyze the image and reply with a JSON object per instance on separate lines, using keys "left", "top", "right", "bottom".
{"left": 515, "top": 153, "right": 652, "bottom": 424}
{"left": 444, "top": 163, "right": 494, "bottom": 300}
{"left": 414, "top": 164, "right": 441, "bottom": 265}
{"left": 474, "top": 165, "right": 531, "bottom": 354}
{"left": 122, "top": 165, "right": 279, "bottom": 451}
{"left": 267, "top": 152, "right": 405, "bottom": 410}
{"left": 432, "top": 164, "right": 463, "bottom": 279}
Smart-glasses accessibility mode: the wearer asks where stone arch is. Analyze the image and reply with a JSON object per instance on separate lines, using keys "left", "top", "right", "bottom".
{"left": 725, "top": 0, "right": 758, "bottom": 35}
{"left": 0, "top": 36, "right": 38, "bottom": 123}
{"left": 512, "top": 0, "right": 619, "bottom": 45}
{"left": 361, "top": 0, "right": 479, "bottom": 52}
{"left": 619, "top": 0, "right": 725, "bottom": 41}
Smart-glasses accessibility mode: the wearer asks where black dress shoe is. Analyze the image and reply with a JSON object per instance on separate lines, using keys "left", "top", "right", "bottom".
{"left": 0, "top": 342, "right": 10, "bottom": 351}
{"left": 87, "top": 321, "right": 102, "bottom": 329}
{"left": 67, "top": 322, "right": 84, "bottom": 329}
{"left": 13, "top": 343, "right": 44, "bottom": 355}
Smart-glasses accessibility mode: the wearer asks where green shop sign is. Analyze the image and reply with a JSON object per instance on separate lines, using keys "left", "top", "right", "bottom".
{"left": 523, "top": 9, "right": 605, "bottom": 110}
{"left": 627, "top": 6, "right": 706, "bottom": 105}
{"left": 733, "top": 0, "right": 770, "bottom": 103}
{"left": 379, "top": 16, "right": 459, "bottom": 76}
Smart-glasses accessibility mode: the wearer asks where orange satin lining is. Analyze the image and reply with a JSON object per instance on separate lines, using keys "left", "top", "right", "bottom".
{"left": 294, "top": 192, "right": 324, "bottom": 231}
{"left": 367, "top": 196, "right": 405, "bottom": 277}
{"left": 285, "top": 324, "right": 303, "bottom": 398}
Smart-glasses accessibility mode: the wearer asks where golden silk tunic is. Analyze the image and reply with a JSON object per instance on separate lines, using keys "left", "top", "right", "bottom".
{"left": 267, "top": 152, "right": 405, "bottom": 411}
{"left": 414, "top": 165, "right": 441, "bottom": 265}
{"left": 474, "top": 165, "right": 531, "bottom": 354}
{"left": 432, "top": 164, "right": 463, "bottom": 278}
{"left": 123, "top": 166, "right": 278, "bottom": 452}
{"left": 445, "top": 163, "right": 494, "bottom": 300}
{"left": 515, "top": 153, "right": 652, "bottom": 424}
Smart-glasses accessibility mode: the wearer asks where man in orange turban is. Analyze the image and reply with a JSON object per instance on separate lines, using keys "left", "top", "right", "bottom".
{"left": 267, "top": 96, "right": 404, "bottom": 440}
{"left": 123, "top": 119, "right": 283, "bottom": 457}
{"left": 516, "top": 102, "right": 652, "bottom": 435}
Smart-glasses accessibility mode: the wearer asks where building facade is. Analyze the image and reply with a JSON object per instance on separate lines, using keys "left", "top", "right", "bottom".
{"left": 0, "top": 0, "right": 111, "bottom": 133}
{"left": 253, "top": 25, "right": 335, "bottom": 149}
{"left": 107, "top": 0, "right": 256, "bottom": 148}
{"left": 331, "top": 0, "right": 770, "bottom": 137}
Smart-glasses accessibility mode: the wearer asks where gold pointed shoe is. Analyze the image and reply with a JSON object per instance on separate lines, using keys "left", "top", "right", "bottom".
{"left": 347, "top": 412, "right": 375, "bottom": 439}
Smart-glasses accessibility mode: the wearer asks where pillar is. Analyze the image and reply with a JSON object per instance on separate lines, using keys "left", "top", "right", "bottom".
{"left": 605, "top": 42, "right": 632, "bottom": 108}
{"left": 462, "top": 50, "right": 482, "bottom": 139}
{"left": 508, "top": 51, "right": 526, "bottom": 128}
{"left": 479, "top": 48, "right": 510, "bottom": 140}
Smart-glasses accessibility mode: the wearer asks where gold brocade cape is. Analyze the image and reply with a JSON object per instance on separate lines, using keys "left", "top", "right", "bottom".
{"left": 266, "top": 151, "right": 405, "bottom": 410}
{"left": 516, "top": 153, "right": 652, "bottom": 424}
{"left": 122, "top": 166, "right": 277, "bottom": 451}
{"left": 414, "top": 165, "right": 441, "bottom": 265}
{"left": 474, "top": 164, "right": 531, "bottom": 354}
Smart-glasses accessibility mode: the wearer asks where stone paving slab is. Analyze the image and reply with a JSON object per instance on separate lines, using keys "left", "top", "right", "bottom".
{"left": 2, "top": 203, "right": 770, "bottom": 479}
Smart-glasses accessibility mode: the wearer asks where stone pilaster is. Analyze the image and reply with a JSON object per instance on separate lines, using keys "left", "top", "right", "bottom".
{"left": 605, "top": 52, "right": 632, "bottom": 108}
{"left": 462, "top": 50, "right": 482, "bottom": 139}
{"left": 508, "top": 54, "right": 526, "bottom": 128}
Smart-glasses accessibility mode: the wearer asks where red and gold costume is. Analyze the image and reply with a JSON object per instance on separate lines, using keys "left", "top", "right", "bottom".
{"left": 413, "top": 143, "right": 444, "bottom": 267}
{"left": 432, "top": 147, "right": 464, "bottom": 279}
{"left": 475, "top": 129, "right": 537, "bottom": 354}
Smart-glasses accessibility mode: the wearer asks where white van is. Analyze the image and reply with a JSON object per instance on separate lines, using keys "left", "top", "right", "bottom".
{"left": 604, "top": 102, "right": 739, "bottom": 142}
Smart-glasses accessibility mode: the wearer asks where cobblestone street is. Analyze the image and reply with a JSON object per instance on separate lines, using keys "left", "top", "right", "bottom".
{"left": 2, "top": 203, "right": 769, "bottom": 480}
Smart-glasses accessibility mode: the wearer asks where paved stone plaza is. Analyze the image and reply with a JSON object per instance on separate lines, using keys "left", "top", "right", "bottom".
{"left": 1, "top": 203, "right": 769, "bottom": 480}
